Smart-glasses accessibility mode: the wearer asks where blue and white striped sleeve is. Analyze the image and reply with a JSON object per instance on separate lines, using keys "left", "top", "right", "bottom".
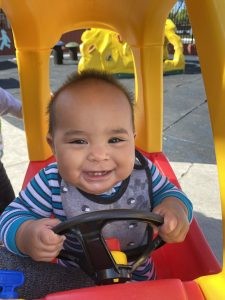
{"left": 0, "top": 167, "right": 55, "bottom": 255}
{"left": 148, "top": 159, "right": 193, "bottom": 222}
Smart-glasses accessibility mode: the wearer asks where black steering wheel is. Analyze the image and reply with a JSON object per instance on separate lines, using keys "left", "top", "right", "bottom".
{"left": 53, "top": 209, "right": 164, "bottom": 284}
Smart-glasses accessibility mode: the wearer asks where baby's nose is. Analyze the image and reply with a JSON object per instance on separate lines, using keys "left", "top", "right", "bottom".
{"left": 88, "top": 145, "right": 109, "bottom": 161}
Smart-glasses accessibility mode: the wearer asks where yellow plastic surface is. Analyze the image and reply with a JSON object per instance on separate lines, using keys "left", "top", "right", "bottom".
{"left": 186, "top": 0, "right": 225, "bottom": 296}
{"left": 1, "top": 1, "right": 225, "bottom": 298}
{"left": 111, "top": 251, "right": 128, "bottom": 265}
{"left": 195, "top": 272, "right": 225, "bottom": 300}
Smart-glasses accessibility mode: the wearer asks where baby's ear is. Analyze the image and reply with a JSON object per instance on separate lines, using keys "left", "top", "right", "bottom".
{"left": 46, "top": 133, "right": 55, "bottom": 153}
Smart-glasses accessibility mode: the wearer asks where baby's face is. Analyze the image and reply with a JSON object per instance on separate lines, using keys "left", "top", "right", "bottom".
{"left": 49, "top": 80, "right": 135, "bottom": 195}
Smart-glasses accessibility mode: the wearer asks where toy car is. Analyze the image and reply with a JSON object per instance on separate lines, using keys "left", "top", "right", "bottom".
{"left": 1, "top": 1, "right": 224, "bottom": 299}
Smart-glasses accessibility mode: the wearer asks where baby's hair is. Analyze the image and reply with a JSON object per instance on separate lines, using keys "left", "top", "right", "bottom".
{"left": 47, "top": 69, "right": 134, "bottom": 135}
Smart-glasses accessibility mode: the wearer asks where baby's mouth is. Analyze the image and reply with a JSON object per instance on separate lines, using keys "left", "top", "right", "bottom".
{"left": 84, "top": 170, "right": 112, "bottom": 180}
{"left": 85, "top": 170, "right": 111, "bottom": 177}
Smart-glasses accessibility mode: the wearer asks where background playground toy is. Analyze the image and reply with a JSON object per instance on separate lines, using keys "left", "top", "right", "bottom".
{"left": 78, "top": 20, "right": 184, "bottom": 76}
{"left": 163, "top": 19, "right": 185, "bottom": 74}
{"left": 78, "top": 28, "right": 134, "bottom": 77}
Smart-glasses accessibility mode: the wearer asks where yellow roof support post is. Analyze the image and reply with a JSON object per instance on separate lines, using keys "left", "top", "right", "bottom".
{"left": 135, "top": 44, "right": 163, "bottom": 152}
{"left": 130, "top": 1, "right": 177, "bottom": 153}
{"left": 16, "top": 49, "right": 52, "bottom": 160}
{"left": 1, "top": 1, "right": 63, "bottom": 161}
{"left": 186, "top": 0, "right": 225, "bottom": 298}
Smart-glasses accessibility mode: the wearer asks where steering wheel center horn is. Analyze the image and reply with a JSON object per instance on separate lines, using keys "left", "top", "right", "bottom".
{"left": 53, "top": 209, "right": 164, "bottom": 285}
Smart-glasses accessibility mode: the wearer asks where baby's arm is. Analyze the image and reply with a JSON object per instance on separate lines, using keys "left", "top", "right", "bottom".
{"left": 0, "top": 164, "right": 65, "bottom": 260}
{"left": 16, "top": 218, "right": 65, "bottom": 262}
{"left": 152, "top": 197, "right": 189, "bottom": 243}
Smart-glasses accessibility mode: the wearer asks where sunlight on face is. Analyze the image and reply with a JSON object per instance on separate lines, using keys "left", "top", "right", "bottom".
{"left": 48, "top": 79, "right": 135, "bottom": 194}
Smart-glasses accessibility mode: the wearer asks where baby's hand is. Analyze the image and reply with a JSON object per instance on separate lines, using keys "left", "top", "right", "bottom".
{"left": 152, "top": 197, "right": 190, "bottom": 243}
{"left": 16, "top": 218, "right": 65, "bottom": 262}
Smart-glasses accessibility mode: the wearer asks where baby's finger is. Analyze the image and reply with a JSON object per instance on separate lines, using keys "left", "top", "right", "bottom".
{"left": 33, "top": 248, "right": 62, "bottom": 262}
{"left": 159, "top": 215, "right": 178, "bottom": 235}
{"left": 40, "top": 230, "right": 65, "bottom": 245}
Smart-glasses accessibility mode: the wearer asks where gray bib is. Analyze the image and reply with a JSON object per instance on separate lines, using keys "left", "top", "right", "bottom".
{"left": 61, "top": 152, "right": 152, "bottom": 251}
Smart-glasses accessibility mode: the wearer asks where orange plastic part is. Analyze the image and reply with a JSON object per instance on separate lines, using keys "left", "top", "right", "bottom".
{"left": 105, "top": 239, "right": 121, "bottom": 251}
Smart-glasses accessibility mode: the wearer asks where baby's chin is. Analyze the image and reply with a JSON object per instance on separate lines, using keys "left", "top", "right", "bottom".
{"left": 81, "top": 187, "right": 113, "bottom": 195}
{"left": 79, "top": 182, "right": 121, "bottom": 195}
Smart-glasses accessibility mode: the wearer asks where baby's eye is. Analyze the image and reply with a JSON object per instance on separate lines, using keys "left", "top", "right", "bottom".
{"left": 108, "top": 137, "right": 124, "bottom": 143}
{"left": 69, "top": 139, "right": 87, "bottom": 144}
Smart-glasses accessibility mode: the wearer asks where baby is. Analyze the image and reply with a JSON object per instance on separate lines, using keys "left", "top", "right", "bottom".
{"left": 0, "top": 70, "right": 192, "bottom": 296}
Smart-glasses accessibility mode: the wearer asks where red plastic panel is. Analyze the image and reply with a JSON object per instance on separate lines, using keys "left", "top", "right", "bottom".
{"left": 22, "top": 156, "right": 55, "bottom": 189}
{"left": 41, "top": 279, "right": 205, "bottom": 300}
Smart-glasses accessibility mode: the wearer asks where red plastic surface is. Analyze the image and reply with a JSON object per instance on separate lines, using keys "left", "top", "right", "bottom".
{"left": 105, "top": 238, "right": 121, "bottom": 251}
{"left": 41, "top": 279, "right": 205, "bottom": 300}
{"left": 22, "top": 156, "right": 55, "bottom": 189}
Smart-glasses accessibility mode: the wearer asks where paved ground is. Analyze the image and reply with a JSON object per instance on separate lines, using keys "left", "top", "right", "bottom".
{"left": 0, "top": 54, "right": 222, "bottom": 264}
